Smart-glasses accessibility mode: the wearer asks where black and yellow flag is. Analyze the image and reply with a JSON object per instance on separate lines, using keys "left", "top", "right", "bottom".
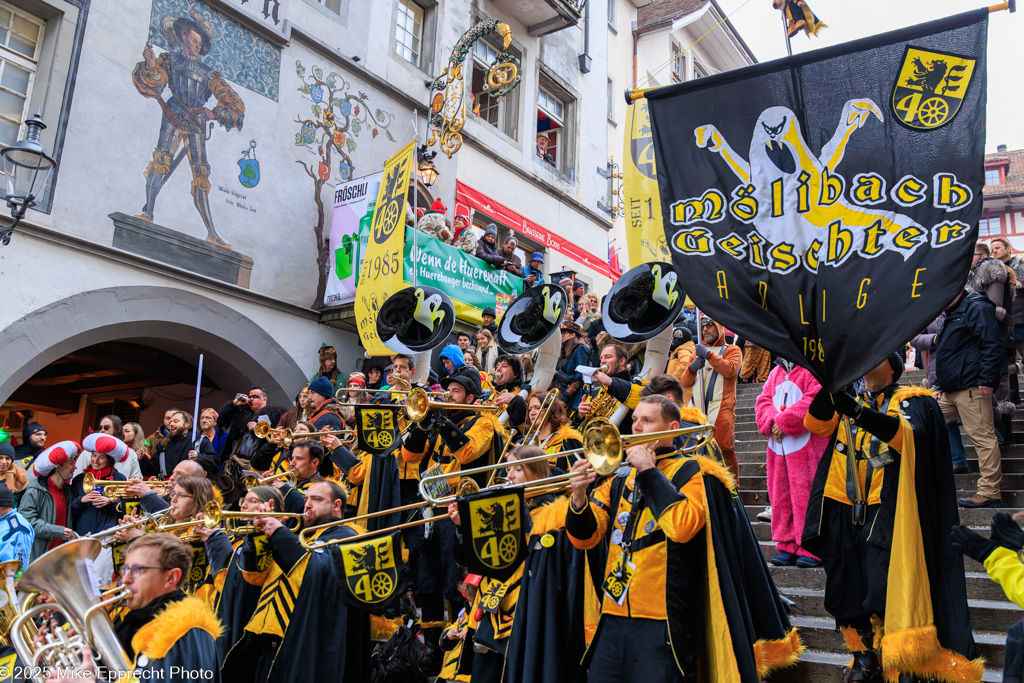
{"left": 457, "top": 487, "right": 527, "bottom": 581}
{"left": 336, "top": 530, "right": 404, "bottom": 611}
{"left": 644, "top": 10, "right": 986, "bottom": 391}
{"left": 355, "top": 405, "right": 401, "bottom": 454}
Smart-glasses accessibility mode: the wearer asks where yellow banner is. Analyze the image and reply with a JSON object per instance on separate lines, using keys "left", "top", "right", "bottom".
{"left": 356, "top": 141, "right": 416, "bottom": 355}
{"left": 623, "top": 99, "right": 669, "bottom": 268}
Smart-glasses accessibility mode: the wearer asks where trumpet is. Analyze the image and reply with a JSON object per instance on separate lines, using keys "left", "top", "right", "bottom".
{"left": 82, "top": 473, "right": 167, "bottom": 500}
{"left": 202, "top": 500, "right": 304, "bottom": 531}
{"left": 244, "top": 470, "right": 297, "bottom": 490}
{"left": 417, "top": 419, "right": 716, "bottom": 505}
{"left": 253, "top": 422, "right": 355, "bottom": 447}
{"left": 404, "top": 387, "right": 501, "bottom": 423}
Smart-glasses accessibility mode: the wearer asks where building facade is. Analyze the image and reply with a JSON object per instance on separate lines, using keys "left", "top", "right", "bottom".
{"left": 0, "top": 0, "right": 640, "bottom": 441}
{"left": 605, "top": 0, "right": 756, "bottom": 269}
{"left": 980, "top": 144, "right": 1024, "bottom": 249}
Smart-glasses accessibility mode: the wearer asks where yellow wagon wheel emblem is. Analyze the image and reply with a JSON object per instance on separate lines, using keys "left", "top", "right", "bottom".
{"left": 498, "top": 534, "right": 518, "bottom": 563}
{"left": 371, "top": 572, "right": 394, "bottom": 598}
{"left": 918, "top": 97, "right": 949, "bottom": 127}
{"left": 376, "top": 431, "right": 394, "bottom": 447}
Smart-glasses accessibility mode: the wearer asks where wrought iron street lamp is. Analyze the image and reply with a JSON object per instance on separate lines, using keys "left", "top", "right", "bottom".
{"left": 417, "top": 144, "right": 438, "bottom": 188}
{"left": 1, "top": 113, "right": 56, "bottom": 246}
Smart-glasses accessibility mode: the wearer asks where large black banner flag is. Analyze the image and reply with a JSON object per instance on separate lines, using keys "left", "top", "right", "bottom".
{"left": 645, "top": 10, "right": 987, "bottom": 391}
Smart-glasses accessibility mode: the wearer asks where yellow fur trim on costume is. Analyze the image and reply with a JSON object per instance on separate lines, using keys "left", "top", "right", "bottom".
{"left": 754, "top": 627, "right": 804, "bottom": 677}
{"left": 132, "top": 596, "right": 223, "bottom": 660}
{"left": 842, "top": 625, "right": 869, "bottom": 652}
{"left": 893, "top": 385, "right": 935, "bottom": 402}
{"left": 420, "top": 619, "right": 446, "bottom": 629}
{"left": 880, "top": 624, "right": 983, "bottom": 683}
{"left": 478, "top": 412, "right": 509, "bottom": 438}
{"left": 678, "top": 406, "right": 709, "bottom": 425}
{"left": 694, "top": 454, "right": 736, "bottom": 492}
{"left": 871, "top": 613, "right": 885, "bottom": 651}
{"left": 554, "top": 424, "right": 583, "bottom": 443}
{"left": 370, "top": 615, "right": 401, "bottom": 641}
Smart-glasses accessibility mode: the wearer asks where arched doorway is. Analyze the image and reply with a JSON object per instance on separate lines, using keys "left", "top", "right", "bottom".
{"left": 0, "top": 286, "right": 307, "bottom": 444}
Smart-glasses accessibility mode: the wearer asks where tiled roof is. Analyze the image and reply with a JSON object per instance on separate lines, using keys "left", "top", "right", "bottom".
{"left": 984, "top": 148, "right": 1024, "bottom": 197}
{"left": 637, "top": 0, "right": 707, "bottom": 29}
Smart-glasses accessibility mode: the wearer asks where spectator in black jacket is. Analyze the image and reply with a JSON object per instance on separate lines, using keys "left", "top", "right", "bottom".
{"left": 217, "top": 386, "right": 285, "bottom": 462}
{"left": 13, "top": 421, "right": 46, "bottom": 469}
{"left": 141, "top": 410, "right": 217, "bottom": 478}
{"left": 934, "top": 289, "right": 1005, "bottom": 508}
{"left": 475, "top": 224, "right": 505, "bottom": 268}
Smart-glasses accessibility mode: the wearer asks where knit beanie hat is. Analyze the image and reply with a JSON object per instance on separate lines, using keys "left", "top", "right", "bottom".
{"left": 0, "top": 442, "right": 14, "bottom": 460}
{"left": 309, "top": 376, "right": 335, "bottom": 400}
{"left": 888, "top": 351, "right": 905, "bottom": 383}
{"left": 484, "top": 223, "right": 498, "bottom": 237}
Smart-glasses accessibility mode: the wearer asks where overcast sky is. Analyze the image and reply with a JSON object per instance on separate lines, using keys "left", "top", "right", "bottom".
{"left": 717, "top": 0, "right": 1021, "bottom": 153}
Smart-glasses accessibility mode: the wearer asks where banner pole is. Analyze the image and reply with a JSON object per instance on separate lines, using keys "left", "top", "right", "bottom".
{"left": 987, "top": 1, "right": 1015, "bottom": 13}
{"left": 780, "top": 8, "right": 793, "bottom": 57}
{"left": 191, "top": 354, "right": 204, "bottom": 444}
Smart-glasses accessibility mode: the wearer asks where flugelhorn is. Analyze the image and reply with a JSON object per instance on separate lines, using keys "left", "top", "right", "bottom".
{"left": 82, "top": 473, "right": 167, "bottom": 500}
{"left": 202, "top": 500, "right": 304, "bottom": 530}
{"left": 11, "top": 539, "right": 132, "bottom": 682}
{"left": 404, "top": 387, "right": 501, "bottom": 423}
{"left": 244, "top": 470, "right": 297, "bottom": 490}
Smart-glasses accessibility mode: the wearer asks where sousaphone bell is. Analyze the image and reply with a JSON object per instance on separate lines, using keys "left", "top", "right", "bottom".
{"left": 376, "top": 285, "right": 456, "bottom": 354}
{"left": 602, "top": 262, "right": 686, "bottom": 343}
{"left": 494, "top": 283, "right": 568, "bottom": 354}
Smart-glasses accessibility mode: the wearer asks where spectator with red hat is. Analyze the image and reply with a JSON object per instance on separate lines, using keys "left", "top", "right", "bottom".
{"left": 70, "top": 433, "right": 128, "bottom": 537}
{"left": 21, "top": 440, "right": 79, "bottom": 561}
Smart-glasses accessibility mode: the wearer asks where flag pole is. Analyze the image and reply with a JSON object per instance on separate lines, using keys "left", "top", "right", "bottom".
{"left": 780, "top": 6, "right": 793, "bottom": 57}
{"left": 987, "top": 1, "right": 1015, "bottom": 13}
{"left": 190, "top": 354, "right": 204, "bottom": 444}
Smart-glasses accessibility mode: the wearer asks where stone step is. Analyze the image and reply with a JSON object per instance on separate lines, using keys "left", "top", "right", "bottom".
{"left": 782, "top": 587, "right": 1020, "bottom": 633}
{"left": 768, "top": 564, "right": 1012, "bottom": 602}
{"left": 782, "top": 617, "right": 1004, "bottom": 679}
{"left": 758, "top": 539, "right": 989, "bottom": 574}
{"left": 751, "top": 519, "right": 1018, "bottom": 548}
{"left": 739, "top": 473, "right": 1024, "bottom": 494}
{"left": 741, "top": 504, "right": 1024, "bottom": 528}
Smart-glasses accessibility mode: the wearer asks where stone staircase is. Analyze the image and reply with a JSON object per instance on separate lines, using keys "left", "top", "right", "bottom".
{"left": 733, "top": 370, "right": 1023, "bottom": 682}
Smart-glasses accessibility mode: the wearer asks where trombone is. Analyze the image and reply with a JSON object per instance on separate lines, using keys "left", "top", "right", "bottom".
{"left": 296, "top": 481, "right": 479, "bottom": 551}
{"left": 404, "top": 387, "right": 501, "bottom": 423}
{"left": 335, "top": 387, "right": 449, "bottom": 400}
{"left": 253, "top": 421, "right": 355, "bottom": 447}
{"left": 417, "top": 419, "right": 716, "bottom": 505}
{"left": 244, "top": 470, "right": 297, "bottom": 490}
{"left": 82, "top": 473, "right": 167, "bottom": 500}
{"left": 202, "top": 500, "right": 304, "bottom": 532}
{"left": 486, "top": 390, "right": 558, "bottom": 487}
{"left": 86, "top": 509, "right": 171, "bottom": 547}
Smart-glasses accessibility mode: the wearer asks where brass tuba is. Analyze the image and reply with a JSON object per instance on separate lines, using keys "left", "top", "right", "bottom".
{"left": 11, "top": 538, "right": 131, "bottom": 681}
{"left": 0, "top": 560, "right": 23, "bottom": 646}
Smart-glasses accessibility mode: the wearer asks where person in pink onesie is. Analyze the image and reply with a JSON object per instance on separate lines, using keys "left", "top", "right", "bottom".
{"left": 755, "top": 360, "right": 831, "bottom": 568}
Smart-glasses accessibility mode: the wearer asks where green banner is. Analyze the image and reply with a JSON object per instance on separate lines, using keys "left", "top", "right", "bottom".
{"left": 403, "top": 227, "right": 523, "bottom": 325}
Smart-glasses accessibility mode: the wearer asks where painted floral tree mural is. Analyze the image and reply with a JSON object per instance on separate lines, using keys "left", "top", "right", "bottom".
{"left": 294, "top": 60, "right": 397, "bottom": 306}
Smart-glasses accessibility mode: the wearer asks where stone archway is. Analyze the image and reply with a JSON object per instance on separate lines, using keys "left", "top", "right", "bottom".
{"left": 0, "top": 286, "right": 306, "bottom": 406}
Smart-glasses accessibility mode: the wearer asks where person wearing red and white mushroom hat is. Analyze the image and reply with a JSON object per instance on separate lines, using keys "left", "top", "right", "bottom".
{"left": 20, "top": 440, "right": 79, "bottom": 561}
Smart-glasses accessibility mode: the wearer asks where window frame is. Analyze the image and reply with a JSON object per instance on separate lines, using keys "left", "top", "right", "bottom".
{"left": 469, "top": 32, "right": 521, "bottom": 141}
{"left": 979, "top": 216, "right": 1002, "bottom": 237}
{"left": 394, "top": 0, "right": 424, "bottom": 69}
{"left": 536, "top": 77, "right": 575, "bottom": 178}
{"left": 606, "top": 76, "right": 615, "bottom": 123}
{"left": 313, "top": 0, "right": 342, "bottom": 13}
{"left": 985, "top": 168, "right": 1002, "bottom": 187}
{"left": 671, "top": 40, "right": 684, "bottom": 83}
{"left": 607, "top": 0, "right": 616, "bottom": 29}
{"left": 0, "top": 1, "right": 45, "bottom": 154}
